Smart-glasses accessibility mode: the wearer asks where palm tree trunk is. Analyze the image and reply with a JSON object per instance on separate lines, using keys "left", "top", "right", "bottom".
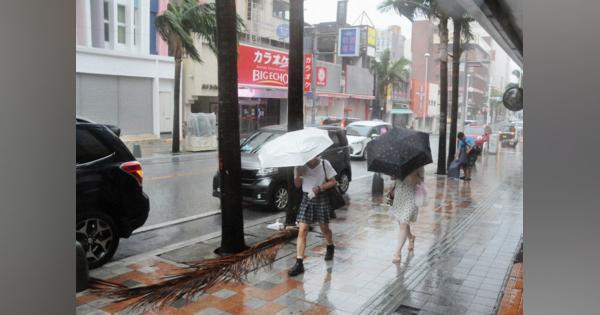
{"left": 172, "top": 51, "right": 182, "bottom": 153}
{"left": 436, "top": 17, "right": 449, "bottom": 175}
{"left": 215, "top": 0, "right": 246, "bottom": 254}
{"left": 448, "top": 19, "right": 462, "bottom": 165}
{"left": 284, "top": 0, "right": 304, "bottom": 226}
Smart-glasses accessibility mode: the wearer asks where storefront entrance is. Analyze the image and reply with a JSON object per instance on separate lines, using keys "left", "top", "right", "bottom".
{"left": 240, "top": 98, "right": 281, "bottom": 137}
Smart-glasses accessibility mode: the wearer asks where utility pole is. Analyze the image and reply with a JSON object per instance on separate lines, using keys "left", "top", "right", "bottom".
{"left": 462, "top": 73, "right": 471, "bottom": 126}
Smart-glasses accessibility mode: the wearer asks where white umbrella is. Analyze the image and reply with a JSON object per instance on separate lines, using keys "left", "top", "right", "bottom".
{"left": 258, "top": 128, "right": 333, "bottom": 168}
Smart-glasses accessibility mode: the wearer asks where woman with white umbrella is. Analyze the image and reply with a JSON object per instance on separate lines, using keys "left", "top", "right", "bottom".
{"left": 257, "top": 128, "right": 338, "bottom": 276}
{"left": 287, "top": 156, "right": 338, "bottom": 276}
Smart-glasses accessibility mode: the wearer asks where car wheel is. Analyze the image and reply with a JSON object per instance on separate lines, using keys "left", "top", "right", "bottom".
{"left": 362, "top": 145, "right": 369, "bottom": 161}
{"left": 272, "top": 185, "right": 289, "bottom": 211}
{"left": 76, "top": 211, "right": 119, "bottom": 269}
{"left": 338, "top": 171, "right": 350, "bottom": 194}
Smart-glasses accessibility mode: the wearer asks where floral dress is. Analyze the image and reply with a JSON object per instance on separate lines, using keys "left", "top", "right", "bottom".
{"left": 390, "top": 167, "right": 423, "bottom": 224}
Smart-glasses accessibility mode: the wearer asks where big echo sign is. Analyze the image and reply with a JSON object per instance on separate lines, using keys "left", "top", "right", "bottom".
{"left": 237, "top": 44, "right": 313, "bottom": 90}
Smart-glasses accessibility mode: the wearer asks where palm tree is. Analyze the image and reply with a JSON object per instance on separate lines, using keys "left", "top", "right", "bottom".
{"left": 156, "top": 0, "right": 238, "bottom": 153}
{"left": 378, "top": 0, "right": 451, "bottom": 174}
{"left": 371, "top": 49, "right": 411, "bottom": 119}
{"left": 214, "top": 0, "right": 246, "bottom": 254}
{"left": 448, "top": 16, "right": 474, "bottom": 165}
{"left": 284, "top": 0, "right": 304, "bottom": 225}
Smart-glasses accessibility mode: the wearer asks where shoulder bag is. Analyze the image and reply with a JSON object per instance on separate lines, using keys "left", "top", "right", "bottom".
{"left": 322, "top": 161, "right": 346, "bottom": 212}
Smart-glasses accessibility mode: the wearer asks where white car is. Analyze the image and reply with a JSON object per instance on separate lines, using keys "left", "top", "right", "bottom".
{"left": 345, "top": 121, "right": 392, "bottom": 160}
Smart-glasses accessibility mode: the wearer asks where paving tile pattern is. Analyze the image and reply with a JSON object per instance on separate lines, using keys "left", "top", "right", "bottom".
{"left": 76, "top": 153, "right": 522, "bottom": 315}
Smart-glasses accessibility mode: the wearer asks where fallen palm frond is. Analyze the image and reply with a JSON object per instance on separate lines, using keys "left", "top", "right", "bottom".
{"left": 89, "top": 228, "right": 298, "bottom": 311}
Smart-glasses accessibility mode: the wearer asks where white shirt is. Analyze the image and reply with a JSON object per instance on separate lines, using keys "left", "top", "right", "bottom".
{"left": 295, "top": 159, "right": 337, "bottom": 195}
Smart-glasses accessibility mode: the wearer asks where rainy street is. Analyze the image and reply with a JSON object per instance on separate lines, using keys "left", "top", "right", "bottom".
{"left": 114, "top": 133, "right": 521, "bottom": 262}
{"left": 83, "top": 136, "right": 523, "bottom": 314}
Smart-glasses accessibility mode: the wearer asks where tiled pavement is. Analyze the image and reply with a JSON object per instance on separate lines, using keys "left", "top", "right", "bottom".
{"left": 496, "top": 260, "right": 524, "bottom": 315}
{"left": 76, "top": 149, "right": 523, "bottom": 315}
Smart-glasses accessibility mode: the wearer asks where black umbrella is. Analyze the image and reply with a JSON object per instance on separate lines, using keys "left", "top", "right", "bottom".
{"left": 366, "top": 128, "right": 432, "bottom": 180}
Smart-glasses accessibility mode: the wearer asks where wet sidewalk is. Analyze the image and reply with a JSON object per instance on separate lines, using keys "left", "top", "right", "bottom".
{"left": 76, "top": 149, "right": 523, "bottom": 315}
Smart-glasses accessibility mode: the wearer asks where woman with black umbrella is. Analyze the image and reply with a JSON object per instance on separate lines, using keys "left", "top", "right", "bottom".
{"left": 366, "top": 128, "right": 432, "bottom": 264}
{"left": 389, "top": 167, "right": 424, "bottom": 263}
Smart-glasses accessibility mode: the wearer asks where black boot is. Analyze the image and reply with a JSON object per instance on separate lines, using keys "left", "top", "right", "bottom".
{"left": 324, "top": 244, "right": 335, "bottom": 261}
{"left": 288, "top": 259, "right": 304, "bottom": 276}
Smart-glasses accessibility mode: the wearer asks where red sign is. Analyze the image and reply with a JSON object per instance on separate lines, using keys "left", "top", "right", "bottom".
{"left": 237, "top": 44, "right": 312, "bottom": 91}
{"left": 238, "top": 44, "right": 289, "bottom": 88}
{"left": 304, "top": 54, "right": 313, "bottom": 92}
{"left": 316, "top": 66, "right": 327, "bottom": 86}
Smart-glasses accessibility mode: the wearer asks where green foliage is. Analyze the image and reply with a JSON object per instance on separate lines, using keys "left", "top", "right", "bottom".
{"left": 155, "top": 0, "right": 244, "bottom": 62}
{"left": 371, "top": 49, "right": 411, "bottom": 96}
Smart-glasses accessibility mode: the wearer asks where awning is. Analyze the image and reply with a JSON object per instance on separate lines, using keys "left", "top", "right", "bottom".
{"left": 316, "top": 92, "right": 375, "bottom": 100}
{"left": 390, "top": 108, "right": 414, "bottom": 115}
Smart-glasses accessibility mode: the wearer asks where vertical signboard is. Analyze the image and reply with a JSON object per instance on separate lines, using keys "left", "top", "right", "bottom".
{"left": 338, "top": 28, "right": 360, "bottom": 57}
{"left": 304, "top": 53, "right": 313, "bottom": 92}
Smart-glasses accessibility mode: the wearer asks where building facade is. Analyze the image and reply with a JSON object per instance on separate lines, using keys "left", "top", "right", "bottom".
{"left": 183, "top": 0, "right": 375, "bottom": 139}
{"left": 376, "top": 25, "right": 406, "bottom": 62}
{"left": 304, "top": 22, "right": 376, "bottom": 124}
{"left": 76, "top": 0, "right": 175, "bottom": 139}
{"left": 410, "top": 20, "right": 436, "bottom": 131}
{"left": 183, "top": 0, "right": 292, "bottom": 138}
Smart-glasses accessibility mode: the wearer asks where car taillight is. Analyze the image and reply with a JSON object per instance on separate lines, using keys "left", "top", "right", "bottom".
{"left": 120, "top": 161, "right": 143, "bottom": 186}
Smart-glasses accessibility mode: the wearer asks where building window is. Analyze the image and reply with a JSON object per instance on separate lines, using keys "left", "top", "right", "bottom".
{"left": 247, "top": 0, "right": 254, "bottom": 21}
{"left": 134, "top": 0, "right": 139, "bottom": 45}
{"left": 150, "top": 0, "right": 158, "bottom": 54}
{"left": 103, "top": 1, "right": 110, "bottom": 42}
{"left": 272, "top": 0, "right": 289, "bottom": 20}
{"left": 117, "top": 4, "right": 126, "bottom": 44}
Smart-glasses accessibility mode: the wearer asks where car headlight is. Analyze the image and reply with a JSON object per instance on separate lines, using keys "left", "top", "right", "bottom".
{"left": 257, "top": 168, "right": 278, "bottom": 176}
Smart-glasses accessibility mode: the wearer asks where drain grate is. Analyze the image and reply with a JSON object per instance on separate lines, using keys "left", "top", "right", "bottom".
{"left": 394, "top": 305, "right": 421, "bottom": 315}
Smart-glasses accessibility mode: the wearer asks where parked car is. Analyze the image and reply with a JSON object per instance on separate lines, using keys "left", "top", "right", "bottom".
{"left": 321, "top": 116, "right": 361, "bottom": 129}
{"left": 345, "top": 121, "right": 392, "bottom": 160}
{"left": 76, "top": 116, "right": 121, "bottom": 137}
{"left": 499, "top": 124, "right": 519, "bottom": 147}
{"left": 212, "top": 125, "right": 352, "bottom": 211}
{"left": 464, "top": 125, "right": 492, "bottom": 147}
{"left": 76, "top": 120, "right": 149, "bottom": 269}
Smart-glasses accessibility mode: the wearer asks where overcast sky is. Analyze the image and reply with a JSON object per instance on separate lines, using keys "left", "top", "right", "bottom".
{"left": 304, "top": 0, "right": 413, "bottom": 58}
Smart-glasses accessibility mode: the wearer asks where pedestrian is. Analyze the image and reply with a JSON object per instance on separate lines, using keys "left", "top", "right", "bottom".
{"left": 389, "top": 166, "right": 424, "bottom": 263}
{"left": 457, "top": 132, "right": 476, "bottom": 181}
{"left": 288, "top": 156, "right": 338, "bottom": 276}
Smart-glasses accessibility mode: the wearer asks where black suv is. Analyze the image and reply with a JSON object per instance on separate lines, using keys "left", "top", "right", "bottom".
{"left": 76, "top": 120, "right": 149, "bottom": 268}
{"left": 212, "top": 125, "right": 352, "bottom": 211}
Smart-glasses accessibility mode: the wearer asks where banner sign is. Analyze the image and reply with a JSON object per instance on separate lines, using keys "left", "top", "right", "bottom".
{"left": 304, "top": 54, "right": 313, "bottom": 92}
{"left": 316, "top": 66, "right": 327, "bottom": 86}
{"left": 367, "top": 27, "right": 377, "bottom": 47}
{"left": 238, "top": 44, "right": 312, "bottom": 90}
{"left": 338, "top": 28, "right": 360, "bottom": 57}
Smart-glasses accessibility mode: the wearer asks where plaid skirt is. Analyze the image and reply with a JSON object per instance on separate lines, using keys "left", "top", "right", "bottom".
{"left": 296, "top": 192, "right": 330, "bottom": 225}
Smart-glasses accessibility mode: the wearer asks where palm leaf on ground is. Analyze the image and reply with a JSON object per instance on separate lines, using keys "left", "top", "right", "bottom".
{"left": 90, "top": 229, "right": 298, "bottom": 311}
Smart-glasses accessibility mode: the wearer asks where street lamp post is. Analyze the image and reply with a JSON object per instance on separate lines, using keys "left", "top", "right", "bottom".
{"left": 462, "top": 73, "right": 471, "bottom": 126}
{"left": 422, "top": 52, "right": 430, "bottom": 131}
